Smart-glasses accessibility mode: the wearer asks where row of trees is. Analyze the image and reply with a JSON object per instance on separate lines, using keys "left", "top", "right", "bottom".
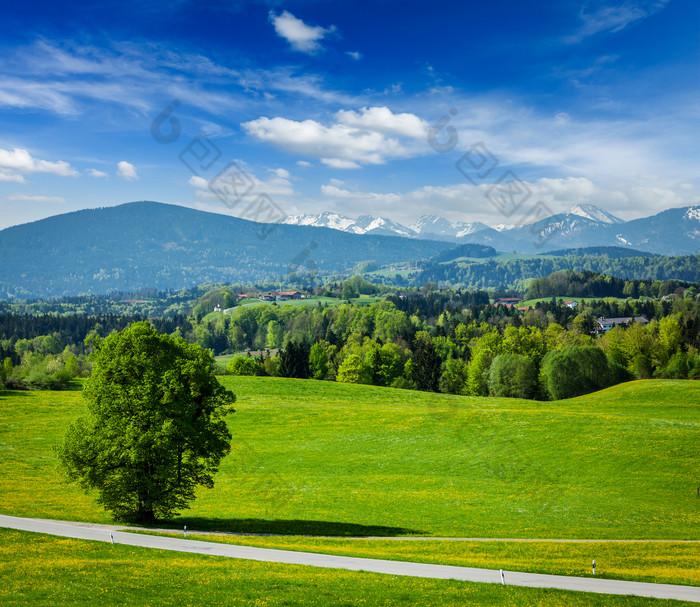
{"left": 525, "top": 270, "right": 698, "bottom": 300}
{"left": 225, "top": 299, "right": 700, "bottom": 399}
{"left": 0, "top": 332, "right": 92, "bottom": 390}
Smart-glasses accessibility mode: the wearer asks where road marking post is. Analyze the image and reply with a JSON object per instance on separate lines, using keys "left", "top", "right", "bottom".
{"left": 184, "top": 525, "right": 187, "bottom": 538}
{"left": 592, "top": 559, "right": 596, "bottom": 575}
{"left": 109, "top": 532, "right": 114, "bottom": 545}
{"left": 500, "top": 569, "right": 506, "bottom": 585}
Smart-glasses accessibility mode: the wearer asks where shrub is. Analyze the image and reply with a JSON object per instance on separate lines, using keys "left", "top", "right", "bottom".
{"left": 541, "top": 345, "right": 611, "bottom": 400}
{"left": 439, "top": 357, "right": 467, "bottom": 394}
{"left": 226, "top": 355, "right": 262, "bottom": 376}
{"left": 488, "top": 353, "right": 538, "bottom": 399}
{"left": 336, "top": 354, "right": 371, "bottom": 384}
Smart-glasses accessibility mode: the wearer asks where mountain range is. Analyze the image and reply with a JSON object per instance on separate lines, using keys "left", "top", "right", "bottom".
{"left": 285, "top": 204, "right": 700, "bottom": 255}
{"left": 0, "top": 201, "right": 454, "bottom": 298}
{"left": 0, "top": 201, "right": 698, "bottom": 298}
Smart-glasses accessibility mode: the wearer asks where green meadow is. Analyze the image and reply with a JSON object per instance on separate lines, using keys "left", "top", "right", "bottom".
{"left": 1, "top": 377, "right": 699, "bottom": 603}
{"left": 1, "top": 378, "right": 698, "bottom": 539}
{"left": 137, "top": 532, "right": 700, "bottom": 587}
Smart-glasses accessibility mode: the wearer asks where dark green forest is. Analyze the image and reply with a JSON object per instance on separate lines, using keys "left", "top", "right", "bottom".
{"left": 410, "top": 254, "right": 700, "bottom": 290}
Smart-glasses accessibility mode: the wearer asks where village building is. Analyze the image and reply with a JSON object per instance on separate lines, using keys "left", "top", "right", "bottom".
{"left": 596, "top": 316, "right": 649, "bottom": 333}
{"left": 275, "top": 290, "right": 302, "bottom": 301}
{"left": 494, "top": 297, "right": 522, "bottom": 305}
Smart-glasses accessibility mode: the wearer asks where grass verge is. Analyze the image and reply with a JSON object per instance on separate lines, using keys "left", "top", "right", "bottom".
{"left": 0, "top": 528, "right": 696, "bottom": 607}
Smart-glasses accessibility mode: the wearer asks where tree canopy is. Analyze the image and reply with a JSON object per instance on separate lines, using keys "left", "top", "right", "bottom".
{"left": 58, "top": 322, "right": 235, "bottom": 522}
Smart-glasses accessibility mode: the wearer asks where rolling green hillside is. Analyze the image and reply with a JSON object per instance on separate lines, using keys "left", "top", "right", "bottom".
{"left": 1, "top": 378, "right": 697, "bottom": 539}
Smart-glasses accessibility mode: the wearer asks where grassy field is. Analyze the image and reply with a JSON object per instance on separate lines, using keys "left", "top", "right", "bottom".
{"left": 230, "top": 294, "right": 385, "bottom": 311}
{"left": 1, "top": 378, "right": 698, "bottom": 540}
{"left": 201, "top": 296, "right": 374, "bottom": 321}
{"left": 517, "top": 296, "right": 612, "bottom": 307}
{"left": 0, "top": 528, "right": 696, "bottom": 607}
{"left": 136, "top": 532, "right": 700, "bottom": 586}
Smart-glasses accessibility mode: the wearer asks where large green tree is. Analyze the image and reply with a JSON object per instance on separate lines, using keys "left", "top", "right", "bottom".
{"left": 58, "top": 322, "right": 235, "bottom": 523}
{"left": 541, "top": 345, "right": 611, "bottom": 400}
{"left": 488, "top": 353, "right": 538, "bottom": 399}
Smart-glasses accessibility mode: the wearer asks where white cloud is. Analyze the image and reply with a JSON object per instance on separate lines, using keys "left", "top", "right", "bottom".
{"left": 316, "top": 176, "right": 682, "bottom": 225}
{"left": 335, "top": 106, "right": 429, "bottom": 138}
{"left": 329, "top": 178, "right": 345, "bottom": 187}
{"left": 87, "top": 168, "right": 109, "bottom": 179}
{"left": 0, "top": 40, "right": 363, "bottom": 125}
{"left": 188, "top": 175, "right": 208, "bottom": 188}
{"left": 680, "top": 183, "right": 694, "bottom": 191}
{"left": 568, "top": 1, "right": 669, "bottom": 42}
{"left": 243, "top": 107, "right": 429, "bottom": 168}
{"left": 269, "top": 11, "right": 335, "bottom": 54}
{"left": 321, "top": 158, "right": 361, "bottom": 169}
{"left": 629, "top": 186, "right": 684, "bottom": 211}
{"left": 0, "top": 171, "right": 24, "bottom": 183}
{"left": 117, "top": 161, "right": 138, "bottom": 181}
{"left": 7, "top": 194, "right": 65, "bottom": 203}
{"left": 0, "top": 147, "right": 77, "bottom": 182}
{"left": 346, "top": 51, "right": 362, "bottom": 61}
{"left": 188, "top": 165, "right": 295, "bottom": 199}
{"left": 296, "top": 160, "right": 312, "bottom": 168}
{"left": 321, "top": 184, "right": 400, "bottom": 204}
{"left": 272, "top": 168, "right": 290, "bottom": 179}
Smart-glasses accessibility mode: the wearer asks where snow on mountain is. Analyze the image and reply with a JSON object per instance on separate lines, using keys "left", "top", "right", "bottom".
{"left": 283, "top": 212, "right": 357, "bottom": 231}
{"left": 283, "top": 205, "right": 700, "bottom": 254}
{"left": 568, "top": 204, "right": 623, "bottom": 224}
{"left": 410, "top": 215, "right": 489, "bottom": 241}
{"left": 684, "top": 206, "right": 700, "bottom": 222}
{"left": 455, "top": 223, "right": 490, "bottom": 238}
{"left": 353, "top": 215, "right": 417, "bottom": 237}
{"left": 284, "top": 212, "right": 418, "bottom": 238}
{"left": 492, "top": 223, "right": 515, "bottom": 232}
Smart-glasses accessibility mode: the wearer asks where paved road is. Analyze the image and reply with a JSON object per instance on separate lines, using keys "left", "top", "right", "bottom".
{"left": 1, "top": 515, "right": 698, "bottom": 603}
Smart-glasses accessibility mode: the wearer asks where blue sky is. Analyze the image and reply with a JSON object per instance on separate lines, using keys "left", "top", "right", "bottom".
{"left": 0, "top": 0, "right": 698, "bottom": 230}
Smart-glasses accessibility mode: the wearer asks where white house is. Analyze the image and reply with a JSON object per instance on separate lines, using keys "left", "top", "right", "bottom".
{"left": 596, "top": 316, "right": 648, "bottom": 333}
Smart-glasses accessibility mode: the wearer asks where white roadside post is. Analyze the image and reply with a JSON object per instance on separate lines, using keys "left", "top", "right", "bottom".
{"left": 109, "top": 532, "right": 114, "bottom": 545}
{"left": 592, "top": 559, "right": 596, "bottom": 575}
{"left": 500, "top": 569, "right": 506, "bottom": 585}
{"left": 184, "top": 525, "right": 187, "bottom": 538}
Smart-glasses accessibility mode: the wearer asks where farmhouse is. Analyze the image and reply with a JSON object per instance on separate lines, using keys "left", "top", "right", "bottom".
{"left": 596, "top": 316, "right": 649, "bottom": 333}
{"left": 260, "top": 294, "right": 275, "bottom": 302}
{"left": 564, "top": 300, "right": 579, "bottom": 308}
{"left": 494, "top": 297, "right": 522, "bottom": 305}
{"left": 275, "top": 290, "right": 302, "bottom": 301}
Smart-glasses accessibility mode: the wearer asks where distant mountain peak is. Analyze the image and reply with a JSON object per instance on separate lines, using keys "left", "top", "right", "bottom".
{"left": 568, "top": 204, "right": 623, "bottom": 224}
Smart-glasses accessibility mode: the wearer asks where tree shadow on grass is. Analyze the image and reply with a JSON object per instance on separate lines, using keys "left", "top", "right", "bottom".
{"left": 147, "top": 517, "right": 424, "bottom": 537}
{"left": 0, "top": 389, "right": 33, "bottom": 398}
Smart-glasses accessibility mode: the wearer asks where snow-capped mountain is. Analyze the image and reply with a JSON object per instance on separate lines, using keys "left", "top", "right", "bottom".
{"left": 351, "top": 215, "right": 417, "bottom": 238}
{"left": 409, "top": 215, "right": 490, "bottom": 241}
{"left": 283, "top": 212, "right": 359, "bottom": 232}
{"left": 283, "top": 211, "right": 417, "bottom": 238}
{"left": 282, "top": 205, "right": 700, "bottom": 254}
{"left": 497, "top": 204, "right": 700, "bottom": 254}
{"left": 569, "top": 204, "right": 623, "bottom": 224}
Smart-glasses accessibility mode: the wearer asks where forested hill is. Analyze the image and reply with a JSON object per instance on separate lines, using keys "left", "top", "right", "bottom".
{"left": 0, "top": 201, "right": 452, "bottom": 298}
{"left": 413, "top": 254, "right": 700, "bottom": 289}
